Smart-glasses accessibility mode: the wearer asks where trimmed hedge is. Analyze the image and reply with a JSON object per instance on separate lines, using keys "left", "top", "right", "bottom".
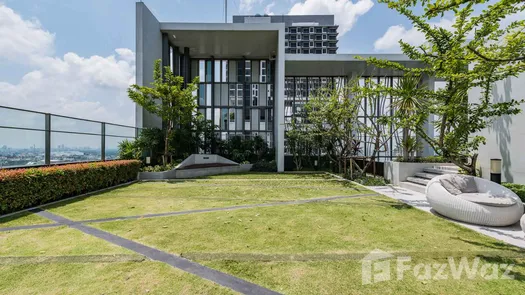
{"left": 0, "top": 160, "right": 141, "bottom": 214}
{"left": 502, "top": 183, "right": 525, "bottom": 203}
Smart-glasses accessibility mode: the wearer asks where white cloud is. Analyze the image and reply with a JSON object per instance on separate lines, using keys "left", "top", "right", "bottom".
{"left": 264, "top": 2, "right": 276, "bottom": 15}
{"left": 374, "top": 8, "right": 525, "bottom": 52}
{"left": 374, "top": 18, "right": 454, "bottom": 52}
{"left": 288, "top": 0, "right": 374, "bottom": 37}
{"left": 240, "top": 0, "right": 263, "bottom": 13}
{"left": 0, "top": 5, "right": 55, "bottom": 63}
{"left": 0, "top": 4, "right": 135, "bottom": 126}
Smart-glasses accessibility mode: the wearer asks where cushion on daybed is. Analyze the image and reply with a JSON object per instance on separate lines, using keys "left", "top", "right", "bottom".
{"left": 457, "top": 193, "right": 517, "bottom": 207}
{"left": 440, "top": 174, "right": 477, "bottom": 195}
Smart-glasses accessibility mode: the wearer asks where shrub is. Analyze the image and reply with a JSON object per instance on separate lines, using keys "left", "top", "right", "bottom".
{"left": 0, "top": 160, "right": 141, "bottom": 214}
{"left": 140, "top": 161, "right": 181, "bottom": 172}
{"left": 502, "top": 183, "right": 525, "bottom": 202}
{"left": 251, "top": 160, "right": 277, "bottom": 172}
{"left": 395, "top": 156, "right": 449, "bottom": 163}
{"left": 348, "top": 175, "right": 390, "bottom": 186}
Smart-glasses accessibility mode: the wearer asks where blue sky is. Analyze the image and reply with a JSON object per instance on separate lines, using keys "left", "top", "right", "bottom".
{"left": 0, "top": 0, "right": 427, "bottom": 127}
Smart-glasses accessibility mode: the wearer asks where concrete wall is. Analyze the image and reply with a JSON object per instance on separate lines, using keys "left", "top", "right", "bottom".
{"left": 384, "top": 162, "right": 456, "bottom": 185}
{"left": 177, "top": 154, "right": 238, "bottom": 168}
{"left": 138, "top": 164, "right": 253, "bottom": 180}
{"left": 136, "top": 2, "right": 163, "bottom": 129}
{"left": 472, "top": 73, "right": 525, "bottom": 184}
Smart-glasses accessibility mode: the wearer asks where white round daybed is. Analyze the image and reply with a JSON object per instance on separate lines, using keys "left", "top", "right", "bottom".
{"left": 426, "top": 174, "right": 524, "bottom": 227}
{"left": 521, "top": 215, "right": 525, "bottom": 233}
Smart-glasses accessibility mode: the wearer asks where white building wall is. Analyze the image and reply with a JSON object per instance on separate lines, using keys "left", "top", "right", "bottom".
{"left": 471, "top": 73, "right": 525, "bottom": 183}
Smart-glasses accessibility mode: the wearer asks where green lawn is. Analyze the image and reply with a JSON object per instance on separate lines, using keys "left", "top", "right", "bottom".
{"left": 42, "top": 175, "right": 367, "bottom": 221}
{"left": 0, "top": 211, "right": 53, "bottom": 228}
{"left": 1, "top": 172, "right": 524, "bottom": 294}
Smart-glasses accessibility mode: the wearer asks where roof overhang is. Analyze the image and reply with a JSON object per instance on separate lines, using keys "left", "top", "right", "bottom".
{"left": 285, "top": 54, "right": 426, "bottom": 76}
{"left": 161, "top": 23, "right": 283, "bottom": 59}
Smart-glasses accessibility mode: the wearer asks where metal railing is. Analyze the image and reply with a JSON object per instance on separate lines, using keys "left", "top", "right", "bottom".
{"left": 0, "top": 106, "right": 139, "bottom": 169}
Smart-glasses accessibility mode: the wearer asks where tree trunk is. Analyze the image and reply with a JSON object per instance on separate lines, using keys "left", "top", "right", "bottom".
{"left": 164, "top": 127, "right": 170, "bottom": 166}
{"left": 402, "top": 127, "right": 409, "bottom": 161}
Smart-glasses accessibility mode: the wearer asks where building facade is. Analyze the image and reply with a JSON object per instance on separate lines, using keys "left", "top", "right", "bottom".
{"left": 136, "top": 2, "right": 433, "bottom": 172}
{"left": 232, "top": 15, "right": 338, "bottom": 54}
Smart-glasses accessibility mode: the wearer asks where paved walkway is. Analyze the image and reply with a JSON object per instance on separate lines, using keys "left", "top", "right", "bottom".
{"left": 368, "top": 185, "right": 525, "bottom": 249}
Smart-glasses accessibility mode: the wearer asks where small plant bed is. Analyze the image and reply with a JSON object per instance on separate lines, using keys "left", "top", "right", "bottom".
{"left": 502, "top": 183, "right": 525, "bottom": 202}
{"left": 178, "top": 163, "right": 238, "bottom": 170}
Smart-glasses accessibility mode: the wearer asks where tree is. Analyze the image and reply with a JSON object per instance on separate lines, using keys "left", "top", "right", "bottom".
{"left": 286, "top": 116, "right": 312, "bottom": 171}
{"left": 305, "top": 80, "right": 364, "bottom": 174}
{"left": 128, "top": 59, "right": 199, "bottom": 165}
{"left": 360, "top": 0, "right": 525, "bottom": 175}
{"left": 351, "top": 78, "right": 400, "bottom": 174}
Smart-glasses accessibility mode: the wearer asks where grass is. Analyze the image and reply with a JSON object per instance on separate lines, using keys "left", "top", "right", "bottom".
{"left": 203, "top": 259, "right": 525, "bottom": 295}
{"left": 0, "top": 226, "right": 235, "bottom": 294}
{"left": 0, "top": 262, "right": 235, "bottom": 295}
{"left": 0, "top": 226, "right": 132, "bottom": 256}
{"left": 0, "top": 211, "right": 53, "bottom": 228}
{"left": 42, "top": 176, "right": 367, "bottom": 221}
{"left": 2, "top": 172, "right": 525, "bottom": 294}
{"left": 92, "top": 196, "right": 522, "bottom": 255}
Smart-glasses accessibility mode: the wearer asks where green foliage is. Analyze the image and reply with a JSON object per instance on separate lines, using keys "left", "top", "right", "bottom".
{"left": 502, "top": 183, "right": 525, "bottom": 202}
{"left": 395, "top": 155, "right": 449, "bottom": 163}
{"left": 349, "top": 175, "right": 390, "bottom": 186}
{"left": 118, "top": 140, "right": 140, "bottom": 160}
{"left": 250, "top": 160, "right": 277, "bottom": 172}
{"left": 399, "top": 135, "right": 423, "bottom": 161}
{"left": 169, "top": 117, "right": 218, "bottom": 158}
{"left": 303, "top": 81, "right": 364, "bottom": 173}
{"left": 0, "top": 160, "right": 141, "bottom": 214}
{"left": 128, "top": 59, "right": 199, "bottom": 164}
{"left": 360, "top": 0, "right": 525, "bottom": 176}
{"left": 117, "top": 128, "right": 165, "bottom": 165}
{"left": 216, "top": 136, "right": 274, "bottom": 164}
{"left": 140, "top": 161, "right": 181, "bottom": 172}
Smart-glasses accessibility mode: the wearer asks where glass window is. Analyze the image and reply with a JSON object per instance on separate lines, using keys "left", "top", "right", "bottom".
{"left": 245, "top": 60, "right": 251, "bottom": 81}
{"left": 222, "top": 60, "right": 228, "bottom": 82}
{"left": 229, "top": 84, "right": 236, "bottom": 106}
{"left": 237, "top": 61, "right": 244, "bottom": 83}
{"left": 267, "top": 84, "right": 274, "bottom": 106}
{"left": 221, "top": 108, "right": 228, "bottom": 130}
{"left": 236, "top": 109, "right": 243, "bottom": 130}
{"left": 252, "top": 60, "right": 260, "bottom": 83}
{"left": 199, "top": 84, "right": 206, "bottom": 106}
{"left": 259, "top": 84, "right": 267, "bottom": 106}
{"left": 237, "top": 84, "right": 243, "bottom": 106}
{"left": 214, "top": 84, "right": 221, "bottom": 106}
{"left": 206, "top": 61, "right": 212, "bottom": 82}
{"left": 252, "top": 84, "right": 259, "bottom": 106}
{"left": 260, "top": 60, "right": 267, "bottom": 83}
{"left": 214, "top": 60, "right": 221, "bottom": 82}
{"left": 229, "top": 109, "right": 236, "bottom": 131}
{"left": 199, "top": 60, "right": 205, "bottom": 82}
{"left": 228, "top": 60, "right": 237, "bottom": 82}
{"left": 214, "top": 109, "right": 220, "bottom": 128}
{"left": 206, "top": 109, "right": 212, "bottom": 121}
{"left": 221, "top": 84, "right": 229, "bottom": 106}
{"left": 206, "top": 84, "right": 212, "bottom": 106}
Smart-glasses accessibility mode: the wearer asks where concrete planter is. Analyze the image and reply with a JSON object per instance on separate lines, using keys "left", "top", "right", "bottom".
{"left": 138, "top": 164, "right": 253, "bottom": 180}
{"left": 384, "top": 161, "right": 456, "bottom": 185}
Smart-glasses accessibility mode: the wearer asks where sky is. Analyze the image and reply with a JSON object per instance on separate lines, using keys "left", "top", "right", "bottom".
{"left": 0, "top": 0, "right": 501, "bottom": 128}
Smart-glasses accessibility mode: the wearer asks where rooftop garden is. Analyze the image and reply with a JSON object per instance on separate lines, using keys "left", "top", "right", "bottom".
{"left": 1, "top": 173, "right": 524, "bottom": 294}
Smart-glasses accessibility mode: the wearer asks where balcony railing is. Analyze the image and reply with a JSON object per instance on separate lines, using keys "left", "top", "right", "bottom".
{"left": 0, "top": 105, "right": 139, "bottom": 169}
